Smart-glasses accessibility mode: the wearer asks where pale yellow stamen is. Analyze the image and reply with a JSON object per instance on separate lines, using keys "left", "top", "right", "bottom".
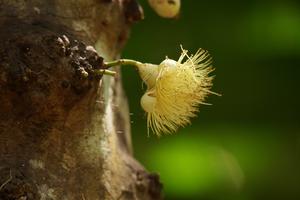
{"left": 103, "top": 47, "right": 219, "bottom": 136}
{"left": 143, "top": 47, "right": 217, "bottom": 135}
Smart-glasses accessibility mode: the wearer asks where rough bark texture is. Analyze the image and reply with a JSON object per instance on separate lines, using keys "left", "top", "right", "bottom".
{"left": 0, "top": 0, "right": 162, "bottom": 199}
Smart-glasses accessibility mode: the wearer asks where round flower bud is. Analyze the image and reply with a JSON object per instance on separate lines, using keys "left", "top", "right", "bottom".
{"left": 148, "top": 0, "right": 181, "bottom": 18}
{"left": 159, "top": 58, "right": 178, "bottom": 69}
{"left": 141, "top": 91, "right": 156, "bottom": 113}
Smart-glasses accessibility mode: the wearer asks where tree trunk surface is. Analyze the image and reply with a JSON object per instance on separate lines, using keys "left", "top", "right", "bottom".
{"left": 0, "top": 0, "right": 162, "bottom": 199}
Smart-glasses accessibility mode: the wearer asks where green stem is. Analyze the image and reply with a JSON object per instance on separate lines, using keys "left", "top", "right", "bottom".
{"left": 99, "top": 59, "right": 143, "bottom": 77}
{"left": 94, "top": 69, "right": 116, "bottom": 77}
{"left": 104, "top": 59, "right": 142, "bottom": 68}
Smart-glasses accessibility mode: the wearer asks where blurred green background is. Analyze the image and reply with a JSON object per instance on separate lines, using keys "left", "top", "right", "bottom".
{"left": 121, "top": 0, "right": 300, "bottom": 200}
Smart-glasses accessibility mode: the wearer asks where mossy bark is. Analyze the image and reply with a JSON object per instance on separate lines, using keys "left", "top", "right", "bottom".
{"left": 0, "top": 0, "right": 162, "bottom": 199}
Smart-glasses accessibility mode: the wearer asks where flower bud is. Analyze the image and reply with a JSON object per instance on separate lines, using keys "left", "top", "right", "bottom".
{"left": 140, "top": 91, "right": 156, "bottom": 113}
{"left": 148, "top": 0, "right": 181, "bottom": 18}
{"left": 159, "top": 58, "right": 178, "bottom": 69}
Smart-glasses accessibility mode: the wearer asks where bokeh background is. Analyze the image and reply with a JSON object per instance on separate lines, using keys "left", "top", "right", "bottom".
{"left": 121, "top": 0, "right": 300, "bottom": 200}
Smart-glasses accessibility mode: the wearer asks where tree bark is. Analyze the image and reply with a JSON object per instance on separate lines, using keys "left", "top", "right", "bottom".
{"left": 0, "top": 0, "right": 162, "bottom": 199}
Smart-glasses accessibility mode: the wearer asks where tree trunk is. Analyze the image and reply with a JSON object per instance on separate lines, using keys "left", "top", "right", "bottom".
{"left": 0, "top": 0, "right": 162, "bottom": 199}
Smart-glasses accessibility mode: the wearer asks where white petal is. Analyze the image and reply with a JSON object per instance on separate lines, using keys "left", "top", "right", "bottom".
{"left": 159, "top": 58, "right": 178, "bottom": 69}
{"left": 141, "top": 91, "right": 156, "bottom": 113}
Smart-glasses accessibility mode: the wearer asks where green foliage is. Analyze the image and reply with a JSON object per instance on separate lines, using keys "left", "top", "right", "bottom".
{"left": 122, "top": 1, "right": 300, "bottom": 199}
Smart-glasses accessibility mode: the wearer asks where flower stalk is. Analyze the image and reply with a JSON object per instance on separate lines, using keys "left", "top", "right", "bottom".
{"left": 104, "top": 59, "right": 142, "bottom": 68}
{"left": 94, "top": 69, "right": 117, "bottom": 76}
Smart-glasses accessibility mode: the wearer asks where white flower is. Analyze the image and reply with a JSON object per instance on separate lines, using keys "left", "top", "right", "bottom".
{"left": 137, "top": 47, "right": 218, "bottom": 135}
{"left": 104, "top": 46, "right": 219, "bottom": 136}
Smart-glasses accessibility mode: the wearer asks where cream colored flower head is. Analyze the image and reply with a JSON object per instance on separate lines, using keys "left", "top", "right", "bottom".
{"left": 136, "top": 46, "right": 218, "bottom": 136}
